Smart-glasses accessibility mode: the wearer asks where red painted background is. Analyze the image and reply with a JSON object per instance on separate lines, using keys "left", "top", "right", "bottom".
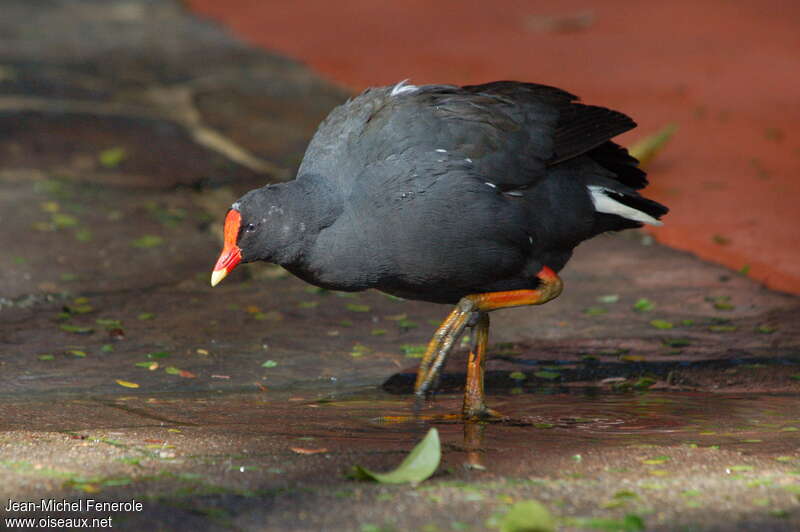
{"left": 187, "top": 0, "right": 800, "bottom": 294}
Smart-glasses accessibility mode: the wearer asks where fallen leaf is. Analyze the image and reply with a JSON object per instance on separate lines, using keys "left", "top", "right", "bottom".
{"left": 99, "top": 147, "right": 127, "bottom": 168}
{"left": 349, "top": 428, "right": 440, "bottom": 484}
{"left": 116, "top": 380, "right": 139, "bottom": 389}
{"left": 290, "top": 447, "right": 328, "bottom": 455}
{"left": 649, "top": 319, "right": 673, "bottom": 330}
{"left": 628, "top": 124, "right": 677, "bottom": 167}
{"left": 500, "top": 500, "right": 556, "bottom": 532}
{"left": 178, "top": 370, "right": 196, "bottom": 378}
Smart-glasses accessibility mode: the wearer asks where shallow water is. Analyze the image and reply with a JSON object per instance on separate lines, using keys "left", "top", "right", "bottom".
{"left": 7, "top": 388, "right": 797, "bottom": 458}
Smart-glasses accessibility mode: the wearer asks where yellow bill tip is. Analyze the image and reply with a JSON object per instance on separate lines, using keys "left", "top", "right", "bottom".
{"left": 210, "top": 269, "right": 227, "bottom": 287}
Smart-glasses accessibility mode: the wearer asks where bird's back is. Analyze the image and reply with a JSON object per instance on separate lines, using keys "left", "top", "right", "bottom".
{"left": 297, "top": 81, "right": 667, "bottom": 303}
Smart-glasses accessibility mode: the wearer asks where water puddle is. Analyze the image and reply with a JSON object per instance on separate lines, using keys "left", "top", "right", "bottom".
{"left": 6, "top": 389, "right": 799, "bottom": 459}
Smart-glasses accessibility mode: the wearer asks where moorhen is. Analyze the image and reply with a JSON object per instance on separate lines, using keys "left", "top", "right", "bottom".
{"left": 211, "top": 81, "right": 668, "bottom": 419}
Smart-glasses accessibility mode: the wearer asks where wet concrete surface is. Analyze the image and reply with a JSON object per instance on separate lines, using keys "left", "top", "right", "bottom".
{"left": 1, "top": 1, "right": 800, "bottom": 531}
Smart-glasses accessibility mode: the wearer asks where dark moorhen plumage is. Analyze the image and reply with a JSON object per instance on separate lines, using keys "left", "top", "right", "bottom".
{"left": 211, "top": 81, "right": 668, "bottom": 419}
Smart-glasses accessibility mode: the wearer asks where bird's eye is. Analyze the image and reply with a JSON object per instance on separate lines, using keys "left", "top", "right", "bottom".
{"left": 245, "top": 223, "right": 256, "bottom": 232}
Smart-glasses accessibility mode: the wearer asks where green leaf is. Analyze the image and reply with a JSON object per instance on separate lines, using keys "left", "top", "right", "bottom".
{"left": 756, "top": 325, "right": 777, "bottom": 334}
{"left": 99, "top": 147, "right": 127, "bottom": 168}
{"left": 662, "top": 338, "right": 691, "bottom": 347}
{"left": 584, "top": 306, "right": 608, "bottom": 316}
{"left": 628, "top": 123, "right": 677, "bottom": 167}
{"left": 500, "top": 500, "right": 556, "bottom": 532}
{"left": 51, "top": 213, "right": 78, "bottom": 228}
{"left": 147, "top": 351, "right": 169, "bottom": 359}
{"left": 649, "top": 319, "right": 673, "bottom": 329}
{"left": 59, "top": 324, "right": 94, "bottom": 334}
{"left": 596, "top": 294, "right": 620, "bottom": 304}
{"left": 633, "top": 298, "right": 655, "bottom": 312}
{"left": 164, "top": 366, "right": 181, "bottom": 375}
{"left": 401, "top": 344, "right": 427, "bottom": 358}
{"left": 137, "top": 312, "right": 155, "bottom": 321}
{"left": 38, "top": 354, "right": 55, "bottom": 361}
{"left": 509, "top": 371, "right": 526, "bottom": 381}
{"left": 261, "top": 360, "right": 278, "bottom": 368}
{"left": 349, "top": 428, "right": 440, "bottom": 484}
{"left": 570, "top": 514, "right": 646, "bottom": 532}
{"left": 534, "top": 371, "right": 560, "bottom": 380}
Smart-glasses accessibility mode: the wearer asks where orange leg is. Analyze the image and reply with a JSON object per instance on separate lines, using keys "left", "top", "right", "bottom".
{"left": 414, "top": 266, "right": 564, "bottom": 418}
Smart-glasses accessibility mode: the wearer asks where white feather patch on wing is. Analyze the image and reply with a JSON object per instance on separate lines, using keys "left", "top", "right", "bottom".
{"left": 390, "top": 79, "right": 418, "bottom": 96}
{"left": 587, "top": 186, "right": 663, "bottom": 226}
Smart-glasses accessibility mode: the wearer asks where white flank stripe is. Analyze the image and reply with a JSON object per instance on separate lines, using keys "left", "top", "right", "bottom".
{"left": 588, "top": 186, "right": 662, "bottom": 226}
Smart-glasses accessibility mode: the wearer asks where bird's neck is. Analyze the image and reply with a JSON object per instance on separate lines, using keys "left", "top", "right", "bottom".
{"left": 266, "top": 175, "right": 342, "bottom": 268}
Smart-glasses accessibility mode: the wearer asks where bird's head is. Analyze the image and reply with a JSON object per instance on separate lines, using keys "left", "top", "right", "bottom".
{"left": 210, "top": 185, "right": 310, "bottom": 287}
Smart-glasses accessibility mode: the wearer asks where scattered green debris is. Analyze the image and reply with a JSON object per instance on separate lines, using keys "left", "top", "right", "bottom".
{"left": 662, "top": 338, "right": 691, "bottom": 348}
{"left": 261, "top": 360, "right": 278, "bottom": 368}
{"left": 632, "top": 298, "right": 655, "bottom": 312}
{"left": 350, "top": 344, "right": 371, "bottom": 358}
{"left": 712, "top": 234, "right": 731, "bottom": 246}
{"left": 52, "top": 213, "right": 78, "bottom": 228}
{"left": 131, "top": 235, "right": 164, "bottom": 248}
{"left": 305, "top": 286, "right": 327, "bottom": 294}
{"left": 67, "top": 350, "right": 87, "bottom": 357}
{"left": 59, "top": 324, "right": 94, "bottom": 334}
{"left": 74, "top": 229, "right": 92, "bottom": 242}
{"left": 533, "top": 371, "right": 560, "bottom": 380}
{"left": 99, "top": 147, "right": 127, "bottom": 168}
{"left": 706, "top": 295, "right": 734, "bottom": 311}
{"left": 147, "top": 351, "right": 170, "bottom": 359}
{"left": 137, "top": 313, "right": 155, "bottom": 320}
{"left": 401, "top": 344, "right": 427, "bottom": 358}
{"left": 756, "top": 325, "right": 777, "bottom": 334}
{"left": 499, "top": 500, "right": 556, "bottom": 532}
{"left": 371, "top": 329, "right": 388, "bottom": 336}
{"left": 509, "top": 371, "right": 526, "bottom": 381}
{"left": 298, "top": 301, "right": 319, "bottom": 309}
{"left": 398, "top": 318, "right": 418, "bottom": 330}
{"left": 346, "top": 303, "right": 371, "bottom": 312}
{"left": 38, "top": 354, "right": 55, "bottom": 361}
{"left": 633, "top": 377, "right": 657, "bottom": 390}
{"left": 584, "top": 306, "right": 608, "bottom": 316}
{"left": 349, "top": 428, "right": 440, "bottom": 485}
{"left": 649, "top": 319, "right": 673, "bottom": 329}
{"left": 567, "top": 514, "right": 645, "bottom": 532}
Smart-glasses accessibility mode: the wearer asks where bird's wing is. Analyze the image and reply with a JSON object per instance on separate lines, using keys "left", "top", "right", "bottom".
{"left": 298, "top": 81, "right": 638, "bottom": 193}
